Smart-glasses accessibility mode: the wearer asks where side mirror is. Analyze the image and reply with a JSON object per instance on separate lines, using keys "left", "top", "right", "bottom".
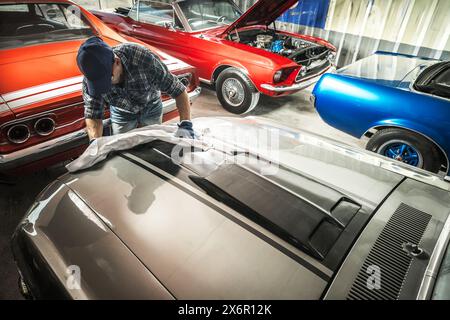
{"left": 163, "top": 21, "right": 175, "bottom": 31}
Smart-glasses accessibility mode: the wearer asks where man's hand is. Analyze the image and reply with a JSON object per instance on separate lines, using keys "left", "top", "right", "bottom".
{"left": 175, "top": 120, "right": 196, "bottom": 139}
{"left": 85, "top": 119, "right": 103, "bottom": 141}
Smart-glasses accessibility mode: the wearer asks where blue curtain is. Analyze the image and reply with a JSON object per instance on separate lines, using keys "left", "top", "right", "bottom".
{"left": 278, "top": 0, "right": 331, "bottom": 29}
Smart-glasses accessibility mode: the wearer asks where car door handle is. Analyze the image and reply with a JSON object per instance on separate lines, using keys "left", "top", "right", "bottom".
{"left": 132, "top": 24, "right": 142, "bottom": 29}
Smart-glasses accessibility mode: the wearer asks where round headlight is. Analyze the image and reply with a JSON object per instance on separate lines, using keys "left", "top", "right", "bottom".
{"left": 274, "top": 70, "right": 283, "bottom": 83}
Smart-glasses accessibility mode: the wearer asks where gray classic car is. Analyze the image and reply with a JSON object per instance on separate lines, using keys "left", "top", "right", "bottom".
{"left": 11, "top": 117, "right": 450, "bottom": 300}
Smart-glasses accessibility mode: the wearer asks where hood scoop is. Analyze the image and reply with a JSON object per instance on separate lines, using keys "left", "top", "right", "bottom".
{"left": 190, "top": 163, "right": 361, "bottom": 260}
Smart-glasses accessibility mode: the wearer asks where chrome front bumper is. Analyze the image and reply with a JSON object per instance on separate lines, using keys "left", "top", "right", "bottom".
{"left": 261, "top": 67, "right": 336, "bottom": 93}
{"left": 0, "top": 87, "right": 202, "bottom": 170}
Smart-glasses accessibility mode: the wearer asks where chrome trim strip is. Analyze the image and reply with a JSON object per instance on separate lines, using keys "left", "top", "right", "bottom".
{"left": 199, "top": 77, "right": 212, "bottom": 85}
{"left": 363, "top": 125, "right": 449, "bottom": 175}
{"left": 55, "top": 118, "right": 85, "bottom": 130}
{"left": 417, "top": 213, "right": 450, "bottom": 300}
{"left": 0, "top": 119, "right": 110, "bottom": 166}
{"left": 261, "top": 67, "right": 334, "bottom": 93}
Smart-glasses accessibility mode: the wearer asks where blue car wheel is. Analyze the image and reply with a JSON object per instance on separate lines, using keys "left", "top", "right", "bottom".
{"left": 379, "top": 141, "right": 423, "bottom": 167}
{"left": 366, "top": 128, "right": 443, "bottom": 173}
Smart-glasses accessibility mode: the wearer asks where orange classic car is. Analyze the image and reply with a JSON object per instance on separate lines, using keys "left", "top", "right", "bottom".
{"left": 0, "top": 0, "right": 200, "bottom": 174}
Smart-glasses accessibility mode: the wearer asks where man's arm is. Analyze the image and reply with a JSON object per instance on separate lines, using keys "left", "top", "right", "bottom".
{"left": 85, "top": 119, "right": 103, "bottom": 141}
{"left": 175, "top": 90, "right": 191, "bottom": 122}
{"left": 148, "top": 52, "right": 191, "bottom": 122}
{"left": 82, "top": 80, "right": 105, "bottom": 141}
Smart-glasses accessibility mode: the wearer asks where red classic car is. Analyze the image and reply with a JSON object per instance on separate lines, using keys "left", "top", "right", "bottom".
{"left": 92, "top": 0, "right": 336, "bottom": 114}
{"left": 0, "top": 0, "right": 200, "bottom": 174}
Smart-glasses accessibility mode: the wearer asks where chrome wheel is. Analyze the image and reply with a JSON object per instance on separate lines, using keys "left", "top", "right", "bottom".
{"left": 379, "top": 140, "right": 423, "bottom": 168}
{"left": 222, "top": 78, "right": 245, "bottom": 107}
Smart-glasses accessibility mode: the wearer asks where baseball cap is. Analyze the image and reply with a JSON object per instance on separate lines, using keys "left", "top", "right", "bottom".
{"left": 77, "top": 37, "right": 114, "bottom": 97}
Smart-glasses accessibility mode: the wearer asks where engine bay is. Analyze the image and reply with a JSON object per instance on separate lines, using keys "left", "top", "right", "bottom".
{"left": 229, "top": 29, "right": 333, "bottom": 67}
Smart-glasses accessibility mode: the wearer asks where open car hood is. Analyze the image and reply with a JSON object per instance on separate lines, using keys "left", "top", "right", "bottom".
{"left": 220, "top": 0, "right": 299, "bottom": 36}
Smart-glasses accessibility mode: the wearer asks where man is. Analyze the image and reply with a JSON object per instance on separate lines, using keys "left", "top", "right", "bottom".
{"left": 76, "top": 37, "right": 195, "bottom": 141}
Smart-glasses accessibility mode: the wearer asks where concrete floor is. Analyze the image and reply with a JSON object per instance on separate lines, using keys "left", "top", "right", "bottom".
{"left": 192, "top": 85, "right": 364, "bottom": 149}
{"left": 0, "top": 85, "right": 363, "bottom": 300}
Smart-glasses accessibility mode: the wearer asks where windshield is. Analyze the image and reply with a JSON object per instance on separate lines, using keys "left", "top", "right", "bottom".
{"left": 413, "top": 61, "right": 450, "bottom": 99}
{"left": 0, "top": 3, "right": 94, "bottom": 50}
{"left": 338, "top": 54, "right": 438, "bottom": 89}
{"left": 178, "top": 0, "right": 242, "bottom": 31}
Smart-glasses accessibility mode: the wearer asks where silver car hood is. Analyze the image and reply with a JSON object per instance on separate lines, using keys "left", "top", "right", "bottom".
{"left": 56, "top": 116, "right": 448, "bottom": 299}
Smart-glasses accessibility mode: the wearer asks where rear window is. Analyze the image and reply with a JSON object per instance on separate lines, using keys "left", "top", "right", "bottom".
{"left": 0, "top": 3, "right": 95, "bottom": 50}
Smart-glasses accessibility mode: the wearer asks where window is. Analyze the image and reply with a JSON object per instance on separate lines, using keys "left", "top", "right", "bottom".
{"left": 414, "top": 62, "right": 450, "bottom": 99}
{"left": 128, "top": 3, "right": 138, "bottom": 20}
{"left": 0, "top": 4, "right": 29, "bottom": 12}
{"left": 38, "top": 4, "right": 67, "bottom": 24}
{"left": 434, "top": 68, "right": 450, "bottom": 87}
{"left": 0, "top": 3, "right": 94, "bottom": 50}
{"left": 138, "top": 1, "right": 174, "bottom": 26}
{"left": 178, "top": 0, "right": 242, "bottom": 31}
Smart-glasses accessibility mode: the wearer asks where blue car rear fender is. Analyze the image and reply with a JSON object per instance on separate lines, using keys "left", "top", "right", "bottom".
{"left": 313, "top": 73, "right": 450, "bottom": 167}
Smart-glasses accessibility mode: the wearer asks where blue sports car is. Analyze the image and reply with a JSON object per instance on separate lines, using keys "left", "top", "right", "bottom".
{"left": 312, "top": 52, "right": 450, "bottom": 175}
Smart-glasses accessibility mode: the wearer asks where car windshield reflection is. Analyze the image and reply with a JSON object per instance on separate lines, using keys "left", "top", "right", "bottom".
{"left": 178, "top": 0, "right": 242, "bottom": 31}
{"left": 0, "top": 3, "right": 95, "bottom": 50}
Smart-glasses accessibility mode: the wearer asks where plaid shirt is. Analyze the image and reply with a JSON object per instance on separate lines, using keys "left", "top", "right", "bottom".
{"left": 82, "top": 43, "right": 186, "bottom": 119}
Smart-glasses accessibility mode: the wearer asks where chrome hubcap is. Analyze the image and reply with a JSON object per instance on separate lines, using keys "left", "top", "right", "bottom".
{"left": 222, "top": 78, "right": 245, "bottom": 107}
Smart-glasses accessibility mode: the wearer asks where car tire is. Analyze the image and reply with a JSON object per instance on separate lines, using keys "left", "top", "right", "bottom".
{"left": 216, "top": 68, "right": 260, "bottom": 114}
{"left": 366, "top": 128, "right": 442, "bottom": 173}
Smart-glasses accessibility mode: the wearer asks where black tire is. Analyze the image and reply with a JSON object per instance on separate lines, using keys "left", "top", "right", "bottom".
{"left": 216, "top": 68, "right": 260, "bottom": 114}
{"left": 366, "top": 128, "right": 442, "bottom": 173}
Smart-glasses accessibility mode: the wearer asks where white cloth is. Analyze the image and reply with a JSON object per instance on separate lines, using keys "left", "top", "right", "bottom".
{"left": 66, "top": 125, "right": 210, "bottom": 173}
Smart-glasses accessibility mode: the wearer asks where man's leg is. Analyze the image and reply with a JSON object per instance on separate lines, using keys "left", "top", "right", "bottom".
{"left": 110, "top": 106, "right": 139, "bottom": 135}
{"left": 139, "top": 101, "right": 163, "bottom": 127}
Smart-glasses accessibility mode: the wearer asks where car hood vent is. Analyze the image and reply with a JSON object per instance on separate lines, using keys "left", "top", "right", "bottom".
{"left": 347, "top": 203, "right": 431, "bottom": 300}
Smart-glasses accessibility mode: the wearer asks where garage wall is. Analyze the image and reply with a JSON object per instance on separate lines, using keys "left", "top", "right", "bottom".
{"left": 235, "top": 0, "right": 450, "bottom": 67}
